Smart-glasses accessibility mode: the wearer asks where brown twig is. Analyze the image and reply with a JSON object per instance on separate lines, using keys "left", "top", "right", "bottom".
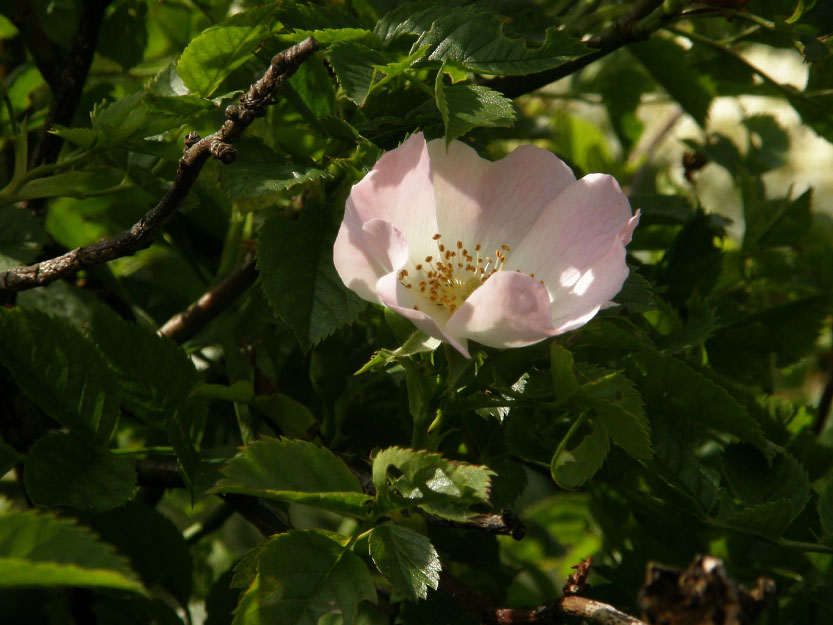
{"left": 427, "top": 509, "right": 527, "bottom": 540}
{"left": 159, "top": 258, "right": 259, "bottom": 343}
{"left": 563, "top": 555, "right": 594, "bottom": 596}
{"left": 11, "top": 0, "right": 61, "bottom": 89}
{"left": 32, "top": 0, "right": 113, "bottom": 170}
{"left": 0, "top": 36, "right": 319, "bottom": 294}
{"left": 438, "top": 562, "right": 646, "bottom": 625}
{"left": 560, "top": 596, "right": 645, "bottom": 625}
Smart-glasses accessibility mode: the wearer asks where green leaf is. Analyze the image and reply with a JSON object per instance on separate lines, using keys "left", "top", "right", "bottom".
{"left": 578, "top": 372, "right": 652, "bottom": 460}
{"left": 597, "top": 60, "right": 651, "bottom": 152}
{"left": 723, "top": 499, "right": 796, "bottom": 538}
{"left": 0, "top": 508, "right": 144, "bottom": 593}
{"left": 88, "top": 309, "right": 200, "bottom": 424}
{"left": 0, "top": 308, "right": 120, "bottom": 442}
{"left": 550, "top": 343, "right": 578, "bottom": 400}
{"left": 216, "top": 437, "right": 361, "bottom": 492}
{"left": 286, "top": 56, "right": 336, "bottom": 118}
{"left": 97, "top": 0, "right": 148, "bottom": 71}
{"left": 146, "top": 63, "right": 220, "bottom": 116}
{"left": 722, "top": 444, "right": 810, "bottom": 514}
{"left": 630, "top": 37, "right": 715, "bottom": 127}
{"left": 743, "top": 114, "right": 790, "bottom": 175}
{"left": 380, "top": 6, "right": 588, "bottom": 75}
{"left": 177, "top": 5, "right": 279, "bottom": 97}
{"left": 192, "top": 381, "right": 255, "bottom": 403}
{"left": 24, "top": 431, "right": 136, "bottom": 511}
{"left": 233, "top": 530, "right": 376, "bottom": 625}
{"left": 212, "top": 438, "right": 371, "bottom": 516}
{"left": 549, "top": 112, "right": 614, "bottom": 176}
{"left": 94, "top": 596, "right": 184, "bottom": 625}
{"left": 50, "top": 126, "right": 100, "bottom": 149}
{"left": 434, "top": 73, "right": 516, "bottom": 144}
{"left": 656, "top": 293, "right": 716, "bottom": 354}
{"left": 649, "top": 417, "right": 721, "bottom": 515}
{"left": 91, "top": 92, "right": 189, "bottom": 143}
{"left": 613, "top": 265, "right": 656, "bottom": 313}
{"left": 219, "top": 138, "right": 330, "bottom": 211}
{"left": 818, "top": 478, "right": 833, "bottom": 539}
{"left": 372, "top": 447, "right": 493, "bottom": 519}
{"left": 551, "top": 417, "right": 609, "bottom": 490}
{"left": 326, "top": 41, "right": 387, "bottom": 105}
{"left": 744, "top": 187, "right": 812, "bottom": 249}
{"left": 655, "top": 211, "right": 724, "bottom": 306}
{"left": 0, "top": 438, "right": 21, "bottom": 476}
{"left": 79, "top": 502, "right": 192, "bottom": 605}
{"left": 14, "top": 170, "right": 98, "bottom": 201}
{"left": 168, "top": 400, "right": 228, "bottom": 502}
{"left": 708, "top": 294, "right": 833, "bottom": 383}
{"left": 284, "top": 27, "right": 377, "bottom": 47}
{"left": 356, "top": 332, "right": 442, "bottom": 374}
{"left": 0, "top": 206, "right": 46, "bottom": 271}
{"left": 369, "top": 523, "right": 441, "bottom": 600}
{"left": 626, "top": 351, "right": 769, "bottom": 455}
{"left": 258, "top": 203, "right": 366, "bottom": 350}
{"left": 252, "top": 394, "right": 317, "bottom": 439}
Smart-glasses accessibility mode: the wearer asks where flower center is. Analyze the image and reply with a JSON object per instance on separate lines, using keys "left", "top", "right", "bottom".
{"left": 399, "top": 233, "right": 528, "bottom": 314}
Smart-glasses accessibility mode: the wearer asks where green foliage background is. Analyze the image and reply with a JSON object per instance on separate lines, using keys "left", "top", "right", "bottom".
{"left": 1, "top": 0, "right": 833, "bottom": 623}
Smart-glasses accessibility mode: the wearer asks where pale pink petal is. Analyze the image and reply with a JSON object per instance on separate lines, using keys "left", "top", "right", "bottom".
{"left": 348, "top": 133, "right": 438, "bottom": 262}
{"left": 445, "top": 271, "right": 555, "bottom": 349}
{"left": 376, "top": 273, "right": 470, "bottom": 357}
{"left": 427, "top": 140, "right": 576, "bottom": 252}
{"left": 333, "top": 212, "right": 409, "bottom": 302}
{"left": 510, "top": 174, "right": 634, "bottom": 290}
{"left": 548, "top": 213, "right": 640, "bottom": 331}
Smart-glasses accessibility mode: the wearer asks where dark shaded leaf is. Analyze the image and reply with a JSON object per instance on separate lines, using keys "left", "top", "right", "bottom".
{"left": 24, "top": 431, "right": 136, "bottom": 511}
{"left": 233, "top": 530, "right": 376, "bottom": 625}
{"left": 0, "top": 308, "right": 120, "bottom": 442}
{"left": 258, "top": 204, "right": 366, "bottom": 349}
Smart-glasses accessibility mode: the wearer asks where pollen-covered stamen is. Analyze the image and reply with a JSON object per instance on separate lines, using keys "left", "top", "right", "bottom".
{"left": 395, "top": 233, "right": 542, "bottom": 313}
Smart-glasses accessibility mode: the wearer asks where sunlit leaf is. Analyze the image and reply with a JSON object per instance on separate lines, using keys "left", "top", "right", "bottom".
{"left": 369, "top": 523, "right": 441, "bottom": 600}
{"left": 0, "top": 508, "right": 143, "bottom": 593}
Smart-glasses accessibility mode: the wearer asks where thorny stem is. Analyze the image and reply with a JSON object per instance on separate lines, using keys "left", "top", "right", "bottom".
{"left": 0, "top": 37, "right": 319, "bottom": 294}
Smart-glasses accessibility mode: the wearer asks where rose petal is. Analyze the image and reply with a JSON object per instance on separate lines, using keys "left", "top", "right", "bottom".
{"left": 333, "top": 213, "right": 409, "bottom": 303}
{"left": 347, "top": 133, "right": 438, "bottom": 263}
{"left": 510, "top": 174, "right": 634, "bottom": 290}
{"left": 549, "top": 213, "right": 640, "bottom": 332}
{"left": 427, "top": 139, "right": 576, "bottom": 253}
{"left": 445, "top": 271, "right": 555, "bottom": 349}
{"left": 376, "top": 272, "right": 471, "bottom": 357}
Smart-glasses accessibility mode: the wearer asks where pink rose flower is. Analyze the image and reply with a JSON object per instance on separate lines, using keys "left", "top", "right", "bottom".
{"left": 334, "top": 133, "right": 639, "bottom": 358}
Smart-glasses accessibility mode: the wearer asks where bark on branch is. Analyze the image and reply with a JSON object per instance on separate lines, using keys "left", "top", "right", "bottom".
{"left": 0, "top": 36, "right": 319, "bottom": 294}
{"left": 158, "top": 258, "right": 259, "bottom": 343}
